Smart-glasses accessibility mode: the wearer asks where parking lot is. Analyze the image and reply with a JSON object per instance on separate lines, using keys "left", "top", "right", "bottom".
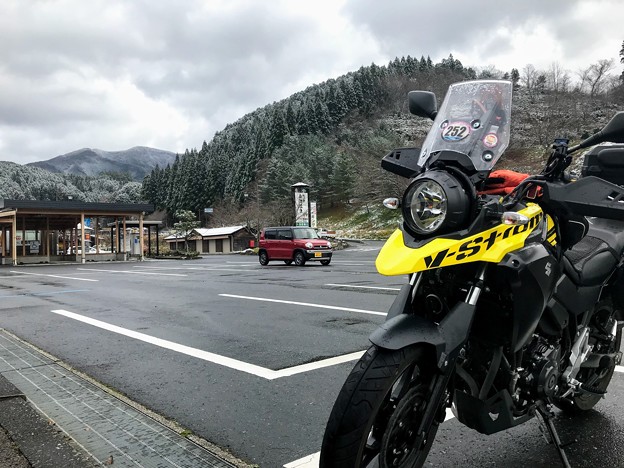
{"left": 1, "top": 243, "right": 624, "bottom": 467}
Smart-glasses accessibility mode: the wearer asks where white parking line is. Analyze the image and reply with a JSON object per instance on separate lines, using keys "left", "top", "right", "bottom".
{"left": 77, "top": 268, "right": 187, "bottom": 277}
{"left": 133, "top": 266, "right": 254, "bottom": 273}
{"left": 285, "top": 452, "right": 319, "bottom": 468}
{"left": 50, "top": 309, "right": 364, "bottom": 380}
{"left": 219, "top": 294, "right": 387, "bottom": 316}
{"left": 284, "top": 408, "right": 455, "bottom": 467}
{"left": 617, "top": 366, "right": 624, "bottom": 373}
{"left": 325, "top": 283, "right": 400, "bottom": 291}
{"left": 10, "top": 271, "right": 99, "bottom": 282}
{"left": 331, "top": 260, "right": 376, "bottom": 263}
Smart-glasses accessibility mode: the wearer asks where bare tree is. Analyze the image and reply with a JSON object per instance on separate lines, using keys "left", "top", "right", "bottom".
{"left": 476, "top": 65, "right": 504, "bottom": 79}
{"left": 521, "top": 64, "right": 540, "bottom": 101}
{"left": 546, "top": 62, "right": 570, "bottom": 94}
{"left": 579, "top": 59, "right": 615, "bottom": 97}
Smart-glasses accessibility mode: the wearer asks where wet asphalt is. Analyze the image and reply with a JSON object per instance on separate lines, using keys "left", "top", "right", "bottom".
{"left": 0, "top": 242, "right": 623, "bottom": 467}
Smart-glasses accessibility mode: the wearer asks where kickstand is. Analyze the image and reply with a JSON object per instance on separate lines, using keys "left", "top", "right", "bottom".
{"left": 535, "top": 402, "right": 572, "bottom": 468}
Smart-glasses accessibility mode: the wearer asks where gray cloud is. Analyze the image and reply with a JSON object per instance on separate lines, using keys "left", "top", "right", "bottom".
{"left": 0, "top": 0, "right": 621, "bottom": 164}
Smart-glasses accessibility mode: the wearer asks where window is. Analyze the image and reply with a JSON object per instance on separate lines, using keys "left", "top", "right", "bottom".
{"left": 216, "top": 239, "right": 223, "bottom": 253}
{"left": 277, "top": 229, "right": 292, "bottom": 240}
{"left": 265, "top": 230, "right": 276, "bottom": 240}
{"left": 293, "top": 228, "right": 318, "bottom": 239}
{"left": 202, "top": 239, "right": 210, "bottom": 252}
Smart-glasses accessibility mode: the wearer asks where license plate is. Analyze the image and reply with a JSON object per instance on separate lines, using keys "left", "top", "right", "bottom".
{"left": 314, "top": 252, "right": 322, "bottom": 258}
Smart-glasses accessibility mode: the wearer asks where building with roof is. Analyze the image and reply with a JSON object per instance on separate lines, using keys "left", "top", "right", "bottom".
{"left": 165, "top": 225, "right": 254, "bottom": 254}
{"left": 0, "top": 199, "right": 154, "bottom": 265}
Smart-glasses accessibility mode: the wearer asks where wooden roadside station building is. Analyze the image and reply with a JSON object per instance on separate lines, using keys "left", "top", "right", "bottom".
{"left": 165, "top": 225, "right": 254, "bottom": 254}
{"left": 0, "top": 199, "right": 154, "bottom": 265}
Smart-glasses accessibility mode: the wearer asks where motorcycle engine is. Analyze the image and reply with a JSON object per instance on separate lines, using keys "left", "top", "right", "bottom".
{"left": 518, "top": 336, "right": 561, "bottom": 399}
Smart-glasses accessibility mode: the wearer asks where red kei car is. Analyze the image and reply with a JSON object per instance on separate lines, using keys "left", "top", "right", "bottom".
{"left": 258, "top": 226, "right": 333, "bottom": 266}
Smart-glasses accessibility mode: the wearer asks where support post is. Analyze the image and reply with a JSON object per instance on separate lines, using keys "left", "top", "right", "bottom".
{"left": 81, "top": 213, "right": 86, "bottom": 264}
{"left": 12, "top": 215, "right": 17, "bottom": 266}
{"left": 139, "top": 213, "right": 144, "bottom": 261}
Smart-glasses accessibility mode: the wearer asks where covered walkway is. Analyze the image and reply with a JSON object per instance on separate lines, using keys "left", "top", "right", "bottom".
{"left": 0, "top": 199, "right": 154, "bottom": 266}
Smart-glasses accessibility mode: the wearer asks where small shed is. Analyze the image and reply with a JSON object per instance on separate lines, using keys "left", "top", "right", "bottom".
{"left": 165, "top": 225, "right": 254, "bottom": 254}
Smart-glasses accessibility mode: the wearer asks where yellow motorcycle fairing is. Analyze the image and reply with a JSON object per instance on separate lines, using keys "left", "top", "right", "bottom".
{"left": 376, "top": 204, "right": 545, "bottom": 276}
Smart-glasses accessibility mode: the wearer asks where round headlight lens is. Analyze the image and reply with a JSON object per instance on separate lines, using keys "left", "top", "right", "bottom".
{"left": 402, "top": 171, "right": 470, "bottom": 236}
{"left": 406, "top": 180, "right": 448, "bottom": 233}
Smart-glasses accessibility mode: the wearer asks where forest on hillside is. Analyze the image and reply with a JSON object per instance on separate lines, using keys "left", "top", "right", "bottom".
{"left": 0, "top": 161, "right": 142, "bottom": 203}
{"left": 142, "top": 43, "right": 624, "bottom": 231}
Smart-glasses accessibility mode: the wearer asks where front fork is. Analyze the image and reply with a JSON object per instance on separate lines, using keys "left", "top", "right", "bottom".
{"left": 413, "top": 264, "right": 488, "bottom": 438}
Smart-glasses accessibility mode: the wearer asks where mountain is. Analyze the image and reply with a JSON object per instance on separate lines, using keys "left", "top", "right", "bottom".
{"left": 27, "top": 146, "right": 177, "bottom": 181}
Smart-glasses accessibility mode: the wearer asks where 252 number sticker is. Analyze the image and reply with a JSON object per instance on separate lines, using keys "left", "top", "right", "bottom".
{"left": 442, "top": 121, "right": 471, "bottom": 141}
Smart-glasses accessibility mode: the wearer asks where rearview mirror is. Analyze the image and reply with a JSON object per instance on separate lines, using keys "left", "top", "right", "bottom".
{"left": 408, "top": 91, "right": 437, "bottom": 120}
{"left": 577, "top": 112, "right": 624, "bottom": 150}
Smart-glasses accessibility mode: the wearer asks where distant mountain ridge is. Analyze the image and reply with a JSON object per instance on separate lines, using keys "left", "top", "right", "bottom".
{"left": 27, "top": 146, "right": 176, "bottom": 180}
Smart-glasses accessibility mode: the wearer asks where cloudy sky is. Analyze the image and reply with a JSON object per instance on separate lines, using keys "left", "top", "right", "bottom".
{"left": 1, "top": 0, "right": 622, "bottom": 164}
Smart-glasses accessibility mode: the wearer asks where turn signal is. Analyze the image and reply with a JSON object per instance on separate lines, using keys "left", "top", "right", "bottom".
{"left": 383, "top": 198, "right": 400, "bottom": 209}
{"left": 501, "top": 212, "right": 529, "bottom": 225}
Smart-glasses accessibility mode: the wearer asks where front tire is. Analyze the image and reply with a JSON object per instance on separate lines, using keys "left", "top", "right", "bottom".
{"left": 259, "top": 251, "right": 269, "bottom": 266}
{"left": 320, "top": 345, "right": 443, "bottom": 468}
{"left": 294, "top": 251, "right": 306, "bottom": 266}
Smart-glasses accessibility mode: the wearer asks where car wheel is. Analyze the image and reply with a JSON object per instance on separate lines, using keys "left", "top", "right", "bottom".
{"left": 321, "top": 259, "right": 331, "bottom": 266}
{"left": 259, "top": 251, "right": 269, "bottom": 266}
{"left": 294, "top": 251, "right": 306, "bottom": 266}
{"left": 284, "top": 260, "right": 293, "bottom": 265}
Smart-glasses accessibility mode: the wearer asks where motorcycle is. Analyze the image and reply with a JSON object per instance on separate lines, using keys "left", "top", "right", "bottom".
{"left": 320, "top": 79, "right": 624, "bottom": 468}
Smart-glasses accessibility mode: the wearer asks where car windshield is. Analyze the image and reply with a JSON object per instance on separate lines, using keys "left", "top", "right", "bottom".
{"left": 293, "top": 228, "right": 319, "bottom": 239}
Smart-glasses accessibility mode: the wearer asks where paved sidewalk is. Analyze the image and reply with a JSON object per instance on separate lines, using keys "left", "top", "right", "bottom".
{"left": 0, "top": 329, "right": 243, "bottom": 468}
{"left": 0, "top": 374, "right": 96, "bottom": 468}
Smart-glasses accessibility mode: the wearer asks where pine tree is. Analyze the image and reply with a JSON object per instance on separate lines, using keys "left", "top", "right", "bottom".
{"left": 269, "top": 106, "right": 288, "bottom": 150}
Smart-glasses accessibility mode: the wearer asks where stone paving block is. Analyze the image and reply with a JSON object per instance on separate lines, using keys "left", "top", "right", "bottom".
{"left": 0, "top": 330, "right": 236, "bottom": 468}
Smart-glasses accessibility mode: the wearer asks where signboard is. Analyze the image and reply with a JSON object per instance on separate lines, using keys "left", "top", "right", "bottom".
{"left": 204, "top": 208, "right": 213, "bottom": 214}
{"left": 294, "top": 190, "right": 309, "bottom": 226}
{"left": 310, "top": 202, "right": 317, "bottom": 228}
{"left": 30, "top": 240, "right": 40, "bottom": 254}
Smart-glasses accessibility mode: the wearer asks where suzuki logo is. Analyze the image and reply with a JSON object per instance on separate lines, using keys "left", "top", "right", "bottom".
{"left": 545, "top": 262, "right": 552, "bottom": 277}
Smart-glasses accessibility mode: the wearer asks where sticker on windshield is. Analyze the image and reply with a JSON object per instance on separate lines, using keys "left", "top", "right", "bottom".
{"left": 441, "top": 121, "right": 471, "bottom": 141}
{"left": 483, "top": 133, "right": 499, "bottom": 148}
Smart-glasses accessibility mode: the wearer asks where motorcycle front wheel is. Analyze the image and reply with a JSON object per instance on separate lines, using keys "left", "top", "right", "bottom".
{"left": 320, "top": 344, "right": 444, "bottom": 468}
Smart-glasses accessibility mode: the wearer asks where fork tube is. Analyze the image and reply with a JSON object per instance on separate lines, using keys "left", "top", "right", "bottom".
{"left": 466, "top": 263, "right": 487, "bottom": 306}
{"left": 409, "top": 272, "right": 422, "bottom": 301}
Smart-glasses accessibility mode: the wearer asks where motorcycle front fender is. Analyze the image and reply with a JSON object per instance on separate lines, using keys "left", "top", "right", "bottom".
{"left": 370, "top": 301, "right": 476, "bottom": 370}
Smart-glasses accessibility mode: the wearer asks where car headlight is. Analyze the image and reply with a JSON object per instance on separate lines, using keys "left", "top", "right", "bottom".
{"left": 327, "top": 241, "right": 332, "bottom": 249}
{"left": 305, "top": 242, "right": 314, "bottom": 249}
{"left": 402, "top": 170, "right": 470, "bottom": 236}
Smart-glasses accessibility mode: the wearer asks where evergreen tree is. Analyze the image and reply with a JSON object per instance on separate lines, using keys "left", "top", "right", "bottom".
{"left": 330, "top": 152, "right": 356, "bottom": 204}
{"left": 510, "top": 68, "right": 521, "bottom": 88}
{"left": 313, "top": 99, "right": 332, "bottom": 134}
{"left": 269, "top": 106, "right": 288, "bottom": 150}
{"left": 327, "top": 83, "right": 348, "bottom": 124}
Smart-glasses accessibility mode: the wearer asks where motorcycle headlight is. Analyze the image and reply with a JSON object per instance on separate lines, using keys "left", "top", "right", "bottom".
{"left": 402, "top": 171, "right": 470, "bottom": 236}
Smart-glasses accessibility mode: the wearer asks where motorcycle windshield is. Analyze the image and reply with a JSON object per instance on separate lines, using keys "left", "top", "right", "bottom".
{"left": 418, "top": 80, "right": 512, "bottom": 172}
